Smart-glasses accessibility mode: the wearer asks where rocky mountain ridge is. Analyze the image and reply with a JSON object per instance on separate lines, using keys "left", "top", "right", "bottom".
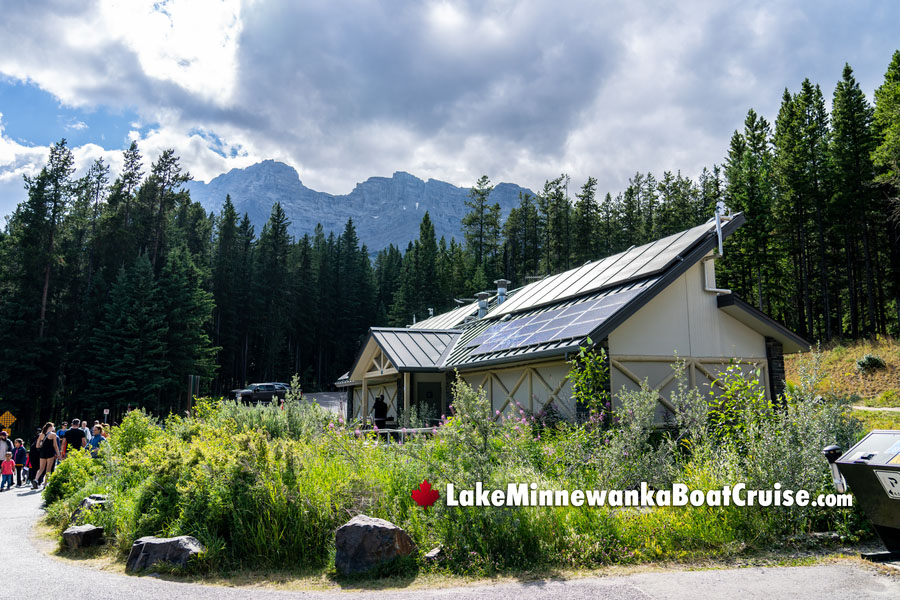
{"left": 185, "top": 160, "right": 533, "bottom": 251}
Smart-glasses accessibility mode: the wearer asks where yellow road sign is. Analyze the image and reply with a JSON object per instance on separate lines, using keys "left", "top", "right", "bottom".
{"left": 0, "top": 411, "right": 15, "bottom": 428}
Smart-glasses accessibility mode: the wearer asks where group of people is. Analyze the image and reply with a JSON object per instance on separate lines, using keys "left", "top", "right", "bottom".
{"left": 0, "top": 418, "right": 110, "bottom": 491}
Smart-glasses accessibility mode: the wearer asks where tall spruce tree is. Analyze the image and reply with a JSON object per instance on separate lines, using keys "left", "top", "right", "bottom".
{"left": 873, "top": 51, "right": 900, "bottom": 332}
{"left": 832, "top": 64, "right": 878, "bottom": 335}
{"left": 89, "top": 255, "right": 169, "bottom": 413}
{"left": 573, "top": 177, "right": 599, "bottom": 264}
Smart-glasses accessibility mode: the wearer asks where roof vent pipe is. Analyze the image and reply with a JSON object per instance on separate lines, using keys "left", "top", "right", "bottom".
{"left": 702, "top": 256, "right": 731, "bottom": 295}
{"left": 494, "top": 279, "right": 511, "bottom": 305}
{"left": 476, "top": 291, "right": 491, "bottom": 318}
{"left": 715, "top": 200, "right": 726, "bottom": 256}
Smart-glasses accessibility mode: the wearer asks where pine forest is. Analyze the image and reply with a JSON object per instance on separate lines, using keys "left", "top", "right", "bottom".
{"left": 1, "top": 55, "right": 899, "bottom": 430}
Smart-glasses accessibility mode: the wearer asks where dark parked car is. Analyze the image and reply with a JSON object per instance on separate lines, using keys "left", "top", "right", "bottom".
{"left": 234, "top": 382, "right": 289, "bottom": 403}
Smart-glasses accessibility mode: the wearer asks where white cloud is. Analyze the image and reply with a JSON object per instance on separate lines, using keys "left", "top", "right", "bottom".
{"left": 0, "top": 113, "right": 127, "bottom": 216}
{"left": 0, "top": 0, "right": 897, "bottom": 209}
{"left": 0, "top": 114, "right": 49, "bottom": 185}
{"left": 97, "top": 0, "right": 243, "bottom": 103}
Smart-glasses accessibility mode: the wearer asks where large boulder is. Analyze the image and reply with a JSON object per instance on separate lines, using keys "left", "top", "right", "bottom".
{"left": 70, "top": 494, "right": 109, "bottom": 523}
{"left": 62, "top": 524, "right": 104, "bottom": 549}
{"left": 334, "top": 514, "right": 416, "bottom": 576}
{"left": 125, "top": 536, "right": 205, "bottom": 573}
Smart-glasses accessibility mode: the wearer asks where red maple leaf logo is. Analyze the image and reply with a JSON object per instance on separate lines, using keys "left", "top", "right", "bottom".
{"left": 411, "top": 479, "right": 440, "bottom": 509}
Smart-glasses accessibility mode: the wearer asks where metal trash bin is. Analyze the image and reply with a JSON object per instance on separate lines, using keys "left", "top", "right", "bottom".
{"left": 829, "top": 430, "right": 900, "bottom": 561}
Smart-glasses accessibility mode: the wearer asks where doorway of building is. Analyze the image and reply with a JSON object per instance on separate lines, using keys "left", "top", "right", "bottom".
{"left": 415, "top": 381, "right": 442, "bottom": 425}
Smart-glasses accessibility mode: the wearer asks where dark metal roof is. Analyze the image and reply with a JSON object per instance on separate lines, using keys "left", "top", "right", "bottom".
{"left": 370, "top": 328, "right": 462, "bottom": 370}
{"left": 716, "top": 294, "right": 810, "bottom": 354}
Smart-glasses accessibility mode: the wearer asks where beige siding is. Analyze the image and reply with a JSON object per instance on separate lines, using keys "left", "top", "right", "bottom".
{"left": 610, "top": 256, "right": 766, "bottom": 360}
{"left": 608, "top": 254, "right": 770, "bottom": 409}
{"left": 351, "top": 380, "right": 399, "bottom": 420}
{"left": 458, "top": 360, "right": 575, "bottom": 418}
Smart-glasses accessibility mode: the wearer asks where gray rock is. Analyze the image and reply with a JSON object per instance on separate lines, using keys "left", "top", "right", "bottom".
{"left": 334, "top": 514, "right": 416, "bottom": 576}
{"left": 424, "top": 546, "right": 444, "bottom": 563}
{"left": 70, "top": 494, "right": 109, "bottom": 523}
{"left": 125, "top": 535, "right": 205, "bottom": 573}
{"left": 62, "top": 524, "right": 104, "bottom": 549}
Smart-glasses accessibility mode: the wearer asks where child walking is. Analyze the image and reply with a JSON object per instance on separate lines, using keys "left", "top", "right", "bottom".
{"left": 13, "top": 439, "right": 27, "bottom": 487}
{"left": 1, "top": 452, "right": 14, "bottom": 491}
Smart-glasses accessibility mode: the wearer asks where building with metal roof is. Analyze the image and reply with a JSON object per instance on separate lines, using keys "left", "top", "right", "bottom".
{"left": 338, "top": 212, "right": 809, "bottom": 426}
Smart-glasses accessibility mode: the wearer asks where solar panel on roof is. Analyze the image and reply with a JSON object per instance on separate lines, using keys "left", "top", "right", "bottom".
{"left": 467, "top": 284, "right": 646, "bottom": 356}
{"left": 612, "top": 226, "right": 703, "bottom": 282}
{"left": 489, "top": 221, "right": 715, "bottom": 318}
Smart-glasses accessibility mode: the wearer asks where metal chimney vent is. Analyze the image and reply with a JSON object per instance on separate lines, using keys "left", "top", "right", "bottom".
{"left": 475, "top": 291, "right": 491, "bottom": 318}
{"left": 494, "top": 279, "right": 511, "bottom": 305}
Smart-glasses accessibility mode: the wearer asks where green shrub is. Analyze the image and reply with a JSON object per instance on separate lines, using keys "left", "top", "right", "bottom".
{"left": 41, "top": 351, "right": 869, "bottom": 576}
{"left": 856, "top": 353, "right": 886, "bottom": 374}
{"left": 876, "top": 390, "right": 900, "bottom": 407}
{"left": 106, "top": 409, "right": 163, "bottom": 456}
{"left": 43, "top": 449, "right": 99, "bottom": 505}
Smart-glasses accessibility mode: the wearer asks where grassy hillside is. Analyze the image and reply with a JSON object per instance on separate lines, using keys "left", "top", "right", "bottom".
{"left": 785, "top": 337, "right": 899, "bottom": 403}
{"left": 785, "top": 337, "right": 900, "bottom": 430}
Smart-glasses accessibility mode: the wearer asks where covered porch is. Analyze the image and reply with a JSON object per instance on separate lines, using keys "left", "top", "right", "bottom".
{"left": 339, "top": 328, "right": 459, "bottom": 427}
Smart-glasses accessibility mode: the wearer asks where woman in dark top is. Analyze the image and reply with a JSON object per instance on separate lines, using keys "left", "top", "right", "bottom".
{"left": 32, "top": 422, "right": 59, "bottom": 489}
{"left": 27, "top": 429, "right": 41, "bottom": 486}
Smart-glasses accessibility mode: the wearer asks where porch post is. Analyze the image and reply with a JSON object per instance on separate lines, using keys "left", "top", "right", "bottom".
{"left": 403, "top": 371, "right": 411, "bottom": 417}
{"left": 362, "top": 378, "right": 368, "bottom": 425}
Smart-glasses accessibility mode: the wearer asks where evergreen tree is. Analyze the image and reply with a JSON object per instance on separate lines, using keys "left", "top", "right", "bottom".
{"left": 158, "top": 246, "right": 218, "bottom": 412}
{"left": 462, "top": 175, "right": 501, "bottom": 278}
{"left": 212, "top": 196, "right": 240, "bottom": 388}
{"left": 832, "top": 64, "right": 879, "bottom": 335}
{"left": 416, "top": 212, "right": 440, "bottom": 314}
{"left": 725, "top": 110, "right": 777, "bottom": 318}
{"left": 254, "top": 203, "right": 292, "bottom": 380}
{"left": 573, "top": 177, "right": 599, "bottom": 264}
{"left": 597, "top": 192, "right": 622, "bottom": 256}
{"left": 89, "top": 255, "right": 169, "bottom": 413}
{"left": 872, "top": 51, "right": 900, "bottom": 333}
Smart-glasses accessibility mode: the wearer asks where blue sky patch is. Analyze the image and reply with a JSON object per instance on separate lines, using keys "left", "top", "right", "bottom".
{"left": 0, "top": 78, "right": 149, "bottom": 149}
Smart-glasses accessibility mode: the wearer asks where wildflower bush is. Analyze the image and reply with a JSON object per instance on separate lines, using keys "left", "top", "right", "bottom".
{"left": 44, "top": 349, "right": 868, "bottom": 576}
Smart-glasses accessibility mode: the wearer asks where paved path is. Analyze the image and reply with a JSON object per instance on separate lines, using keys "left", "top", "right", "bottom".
{"left": 2, "top": 487, "right": 899, "bottom": 599}
{"left": 852, "top": 405, "right": 900, "bottom": 412}
{"left": 305, "top": 391, "right": 346, "bottom": 414}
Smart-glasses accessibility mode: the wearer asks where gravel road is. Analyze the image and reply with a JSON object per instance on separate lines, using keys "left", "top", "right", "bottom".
{"left": 3, "top": 485, "right": 899, "bottom": 599}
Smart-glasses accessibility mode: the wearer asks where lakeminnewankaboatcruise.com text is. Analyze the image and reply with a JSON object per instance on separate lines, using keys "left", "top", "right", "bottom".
{"left": 445, "top": 482, "right": 852, "bottom": 508}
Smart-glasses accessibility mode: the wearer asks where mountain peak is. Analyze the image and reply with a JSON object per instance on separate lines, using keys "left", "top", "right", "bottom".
{"left": 186, "top": 164, "right": 533, "bottom": 252}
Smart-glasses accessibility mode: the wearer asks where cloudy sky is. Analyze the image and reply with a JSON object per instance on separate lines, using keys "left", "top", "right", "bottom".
{"left": 0, "top": 0, "right": 897, "bottom": 217}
